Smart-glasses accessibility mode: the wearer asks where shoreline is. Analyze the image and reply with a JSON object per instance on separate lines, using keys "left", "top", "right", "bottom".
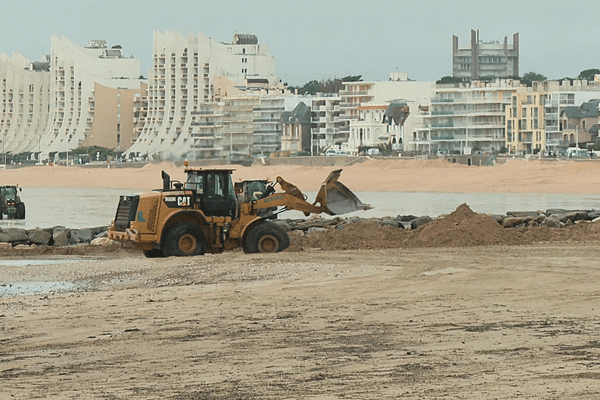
{"left": 2, "top": 158, "right": 600, "bottom": 194}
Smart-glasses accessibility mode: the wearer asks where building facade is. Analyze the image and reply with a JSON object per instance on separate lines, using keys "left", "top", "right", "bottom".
{"left": 311, "top": 95, "right": 342, "bottom": 154}
{"left": 415, "top": 79, "right": 521, "bottom": 155}
{"left": 281, "top": 101, "right": 311, "bottom": 154}
{"left": 505, "top": 90, "right": 545, "bottom": 155}
{"left": 0, "top": 52, "right": 51, "bottom": 157}
{"left": 453, "top": 30, "right": 519, "bottom": 82}
{"left": 41, "top": 37, "right": 143, "bottom": 162}
{"left": 125, "top": 30, "right": 280, "bottom": 160}
{"left": 339, "top": 74, "right": 434, "bottom": 153}
{"left": 533, "top": 80, "right": 600, "bottom": 152}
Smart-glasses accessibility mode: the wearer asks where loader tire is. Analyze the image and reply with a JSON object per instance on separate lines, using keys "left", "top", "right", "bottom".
{"left": 243, "top": 222, "right": 290, "bottom": 254}
{"left": 16, "top": 203, "right": 25, "bottom": 220}
{"left": 143, "top": 249, "right": 165, "bottom": 258}
{"left": 163, "top": 223, "right": 207, "bottom": 257}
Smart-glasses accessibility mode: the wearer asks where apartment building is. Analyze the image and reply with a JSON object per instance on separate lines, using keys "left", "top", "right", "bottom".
{"left": 452, "top": 29, "right": 519, "bottom": 81}
{"left": 311, "top": 95, "right": 342, "bottom": 153}
{"left": 532, "top": 80, "right": 600, "bottom": 153}
{"left": 41, "top": 37, "right": 142, "bottom": 162}
{"left": 125, "top": 30, "right": 279, "bottom": 160}
{"left": 505, "top": 89, "right": 545, "bottom": 155}
{"left": 415, "top": 79, "right": 521, "bottom": 155}
{"left": 0, "top": 53, "right": 51, "bottom": 156}
{"left": 340, "top": 73, "right": 434, "bottom": 153}
{"left": 253, "top": 96, "right": 284, "bottom": 155}
{"left": 189, "top": 102, "right": 225, "bottom": 159}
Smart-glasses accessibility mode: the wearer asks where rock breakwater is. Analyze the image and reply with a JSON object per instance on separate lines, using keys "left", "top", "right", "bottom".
{"left": 1, "top": 204, "right": 599, "bottom": 250}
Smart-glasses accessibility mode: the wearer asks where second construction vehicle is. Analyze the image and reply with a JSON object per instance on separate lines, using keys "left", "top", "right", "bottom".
{"left": 108, "top": 165, "right": 370, "bottom": 257}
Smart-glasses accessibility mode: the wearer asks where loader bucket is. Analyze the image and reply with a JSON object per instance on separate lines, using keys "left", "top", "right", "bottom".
{"left": 314, "top": 169, "right": 372, "bottom": 215}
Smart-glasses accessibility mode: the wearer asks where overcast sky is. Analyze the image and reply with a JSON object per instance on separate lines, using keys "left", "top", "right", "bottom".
{"left": 2, "top": 0, "right": 599, "bottom": 86}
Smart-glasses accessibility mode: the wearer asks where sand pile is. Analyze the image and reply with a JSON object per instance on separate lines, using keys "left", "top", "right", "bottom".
{"left": 286, "top": 203, "right": 600, "bottom": 251}
{"left": 405, "top": 203, "right": 520, "bottom": 248}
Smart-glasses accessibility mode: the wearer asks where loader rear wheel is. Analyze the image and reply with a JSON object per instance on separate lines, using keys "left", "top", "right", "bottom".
{"left": 163, "top": 223, "right": 207, "bottom": 257}
{"left": 243, "top": 222, "right": 290, "bottom": 254}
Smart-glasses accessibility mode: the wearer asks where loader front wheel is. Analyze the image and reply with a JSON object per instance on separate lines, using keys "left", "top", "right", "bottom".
{"left": 143, "top": 249, "right": 165, "bottom": 258}
{"left": 163, "top": 223, "right": 207, "bottom": 257}
{"left": 243, "top": 222, "right": 290, "bottom": 254}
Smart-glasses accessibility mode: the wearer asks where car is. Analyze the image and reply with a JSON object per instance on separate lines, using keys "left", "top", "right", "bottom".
{"left": 325, "top": 149, "right": 337, "bottom": 156}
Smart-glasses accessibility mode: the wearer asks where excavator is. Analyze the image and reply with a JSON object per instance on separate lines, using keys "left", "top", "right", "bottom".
{"left": 108, "top": 164, "right": 371, "bottom": 257}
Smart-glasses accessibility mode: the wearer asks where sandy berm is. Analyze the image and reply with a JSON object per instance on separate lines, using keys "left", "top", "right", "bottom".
{"left": 1, "top": 159, "right": 600, "bottom": 399}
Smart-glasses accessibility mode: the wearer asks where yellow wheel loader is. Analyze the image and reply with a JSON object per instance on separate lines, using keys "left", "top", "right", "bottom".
{"left": 107, "top": 165, "right": 370, "bottom": 257}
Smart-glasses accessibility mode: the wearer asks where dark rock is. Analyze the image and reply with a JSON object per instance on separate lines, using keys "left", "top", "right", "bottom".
{"left": 546, "top": 208, "right": 569, "bottom": 216}
{"left": 507, "top": 211, "right": 540, "bottom": 218}
{"left": 28, "top": 228, "right": 53, "bottom": 245}
{"left": 379, "top": 220, "right": 401, "bottom": 228}
{"left": 411, "top": 216, "right": 432, "bottom": 230}
{"left": 72, "top": 228, "right": 94, "bottom": 243}
{"left": 502, "top": 217, "right": 529, "bottom": 228}
{"left": 542, "top": 216, "right": 563, "bottom": 228}
{"left": 52, "top": 228, "right": 70, "bottom": 247}
{"left": 396, "top": 215, "right": 418, "bottom": 222}
{"left": 563, "top": 211, "right": 588, "bottom": 223}
{"left": 587, "top": 210, "right": 600, "bottom": 220}
{"left": 488, "top": 214, "right": 505, "bottom": 224}
{"left": 0, "top": 228, "right": 28, "bottom": 244}
{"left": 273, "top": 221, "right": 292, "bottom": 231}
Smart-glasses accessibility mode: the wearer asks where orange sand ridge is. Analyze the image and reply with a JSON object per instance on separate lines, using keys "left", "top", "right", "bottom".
{"left": 1, "top": 158, "right": 600, "bottom": 194}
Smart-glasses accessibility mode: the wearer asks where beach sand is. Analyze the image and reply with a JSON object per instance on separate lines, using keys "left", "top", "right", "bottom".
{"left": 1, "top": 158, "right": 600, "bottom": 399}
{"left": 3, "top": 158, "right": 600, "bottom": 193}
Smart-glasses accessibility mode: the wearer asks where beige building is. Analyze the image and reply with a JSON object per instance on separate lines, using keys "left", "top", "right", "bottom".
{"left": 505, "top": 90, "right": 545, "bottom": 155}
{"left": 80, "top": 83, "right": 147, "bottom": 151}
{"left": 41, "top": 37, "right": 143, "bottom": 162}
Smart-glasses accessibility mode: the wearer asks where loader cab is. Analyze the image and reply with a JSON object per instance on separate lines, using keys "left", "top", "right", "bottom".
{"left": 185, "top": 169, "right": 237, "bottom": 217}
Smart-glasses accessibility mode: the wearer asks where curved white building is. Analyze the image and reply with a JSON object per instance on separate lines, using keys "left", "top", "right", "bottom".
{"left": 0, "top": 52, "right": 51, "bottom": 157}
{"left": 40, "top": 36, "right": 142, "bottom": 161}
{"left": 126, "top": 30, "right": 279, "bottom": 160}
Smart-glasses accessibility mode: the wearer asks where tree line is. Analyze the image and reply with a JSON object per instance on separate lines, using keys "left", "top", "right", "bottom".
{"left": 288, "top": 69, "right": 600, "bottom": 94}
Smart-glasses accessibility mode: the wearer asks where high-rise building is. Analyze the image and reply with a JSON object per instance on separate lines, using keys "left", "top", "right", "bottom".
{"left": 452, "top": 30, "right": 519, "bottom": 82}
{"left": 416, "top": 79, "right": 522, "bottom": 154}
{"left": 40, "top": 37, "right": 143, "bottom": 162}
{"left": 0, "top": 52, "right": 51, "bottom": 157}
{"left": 125, "top": 30, "right": 280, "bottom": 160}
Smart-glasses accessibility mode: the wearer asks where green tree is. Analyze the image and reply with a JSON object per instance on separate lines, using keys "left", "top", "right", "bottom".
{"left": 288, "top": 75, "right": 362, "bottom": 95}
{"left": 436, "top": 76, "right": 463, "bottom": 84}
{"left": 577, "top": 69, "right": 600, "bottom": 81}
{"left": 520, "top": 72, "right": 547, "bottom": 86}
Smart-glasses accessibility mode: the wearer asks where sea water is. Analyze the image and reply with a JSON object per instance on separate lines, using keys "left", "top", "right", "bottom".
{"left": 4, "top": 187, "right": 600, "bottom": 229}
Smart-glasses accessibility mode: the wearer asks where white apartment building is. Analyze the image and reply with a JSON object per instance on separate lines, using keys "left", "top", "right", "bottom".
{"left": 346, "top": 104, "right": 391, "bottom": 153}
{"left": 40, "top": 36, "right": 142, "bottom": 162}
{"left": 125, "top": 30, "right": 280, "bottom": 160}
{"left": 0, "top": 52, "right": 51, "bottom": 156}
{"left": 340, "top": 74, "right": 434, "bottom": 153}
{"left": 253, "top": 96, "right": 284, "bottom": 154}
{"left": 414, "top": 79, "right": 522, "bottom": 154}
{"left": 311, "top": 95, "right": 342, "bottom": 154}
